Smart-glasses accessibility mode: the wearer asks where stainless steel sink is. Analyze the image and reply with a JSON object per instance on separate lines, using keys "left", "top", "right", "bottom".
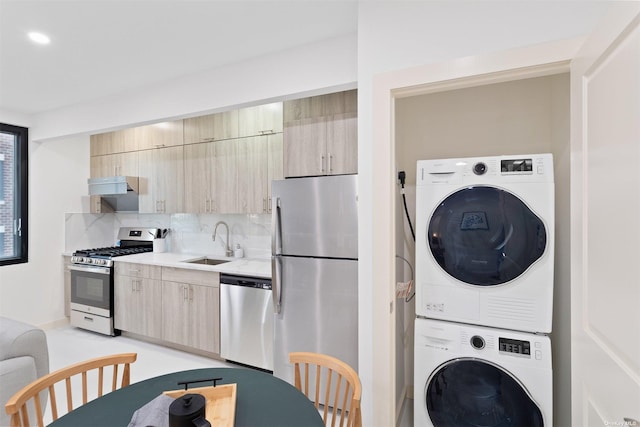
{"left": 183, "top": 257, "right": 229, "bottom": 266}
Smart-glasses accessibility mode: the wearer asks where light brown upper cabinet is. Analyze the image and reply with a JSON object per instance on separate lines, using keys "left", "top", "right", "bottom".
{"left": 238, "top": 102, "right": 283, "bottom": 137}
{"left": 89, "top": 151, "right": 139, "bottom": 178}
{"left": 135, "top": 120, "right": 184, "bottom": 151}
{"left": 184, "top": 139, "right": 240, "bottom": 214}
{"left": 90, "top": 128, "right": 137, "bottom": 156}
{"left": 183, "top": 110, "right": 239, "bottom": 145}
{"left": 283, "top": 90, "right": 357, "bottom": 177}
{"left": 89, "top": 151, "right": 139, "bottom": 213}
{"left": 138, "top": 145, "right": 184, "bottom": 214}
{"left": 183, "top": 141, "right": 215, "bottom": 214}
{"left": 183, "top": 139, "right": 238, "bottom": 214}
{"left": 211, "top": 139, "right": 239, "bottom": 213}
{"left": 237, "top": 133, "right": 283, "bottom": 214}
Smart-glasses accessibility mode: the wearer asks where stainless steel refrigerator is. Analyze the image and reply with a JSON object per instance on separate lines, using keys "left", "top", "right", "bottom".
{"left": 271, "top": 174, "right": 358, "bottom": 385}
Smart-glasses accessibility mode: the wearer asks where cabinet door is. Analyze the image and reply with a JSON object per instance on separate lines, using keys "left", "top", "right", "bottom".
{"left": 189, "top": 283, "right": 219, "bottom": 354}
{"left": 184, "top": 142, "right": 214, "bottom": 213}
{"left": 238, "top": 102, "right": 283, "bottom": 137}
{"left": 161, "top": 281, "right": 191, "bottom": 347}
{"left": 135, "top": 120, "right": 184, "bottom": 151}
{"left": 90, "top": 151, "right": 138, "bottom": 178}
{"left": 138, "top": 146, "right": 184, "bottom": 213}
{"left": 114, "top": 276, "right": 162, "bottom": 338}
{"left": 237, "top": 136, "right": 269, "bottom": 213}
{"left": 90, "top": 128, "right": 137, "bottom": 156}
{"left": 63, "top": 256, "right": 71, "bottom": 317}
{"left": 284, "top": 117, "right": 326, "bottom": 177}
{"left": 212, "top": 139, "right": 238, "bottom": 213}
{"left": 326, "top": 111, "right": 358, "bottom": 175}
{"left": 161, "top": 281, "right": 218, "bottom": 353}
{"left": 184, "top": 110, "right": 239, "bottom": 144}
{"left": 89, "top": 152, "right": 138, "bottom": 213}
{"left": 267, "top": 133, "right": 283, "bottom": 212}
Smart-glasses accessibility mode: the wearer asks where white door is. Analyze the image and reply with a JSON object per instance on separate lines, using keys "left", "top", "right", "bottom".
{"left": 571, "top": 4, "right": 640, "bottom": 426}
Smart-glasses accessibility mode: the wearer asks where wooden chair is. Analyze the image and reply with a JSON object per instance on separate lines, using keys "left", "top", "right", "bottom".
{"left": 289, "top": 352, "right": 362, "bottom": 427}
{"left": 4, "top": 352, "right": 137, "bottom": 427}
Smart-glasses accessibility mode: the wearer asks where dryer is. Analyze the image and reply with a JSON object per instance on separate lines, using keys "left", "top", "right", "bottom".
{"left": 415, "top": 154, "right": 554, "bottom": 333}
{"left": 414, "top": 317, "right": 552, "bottom": 427}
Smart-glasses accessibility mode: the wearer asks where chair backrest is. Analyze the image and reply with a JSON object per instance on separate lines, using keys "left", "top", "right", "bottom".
{"left": 4, "top": 352, "right": 137, "bottom": 427}
{"left": 289, "top": 352, "right": 362, "bottom": 427}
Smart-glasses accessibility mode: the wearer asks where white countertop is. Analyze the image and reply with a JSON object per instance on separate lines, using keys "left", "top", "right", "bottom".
{"left": 111, "top": 252, "right": 271, "bottom": 278}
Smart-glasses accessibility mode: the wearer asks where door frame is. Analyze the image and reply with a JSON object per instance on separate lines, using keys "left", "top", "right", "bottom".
{"left": 367, "top": 37, "right": 582, "bottom": 425}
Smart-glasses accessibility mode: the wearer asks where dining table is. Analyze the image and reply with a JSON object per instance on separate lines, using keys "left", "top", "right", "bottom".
{"left": 48, "top": 367, "right": 324, "bottom": 427}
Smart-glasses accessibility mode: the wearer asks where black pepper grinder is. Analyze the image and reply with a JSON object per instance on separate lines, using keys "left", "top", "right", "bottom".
{"left": 168, "top": 394, "right": 211, "bottom": 427}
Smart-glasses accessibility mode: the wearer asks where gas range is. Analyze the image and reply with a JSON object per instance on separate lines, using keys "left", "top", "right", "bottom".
{"left": 71, "top": 227, "right": 161, "bottom": 266}
{"left": 69, "top": 227, "right": 164, "bottom": 336}
{"left": 71, "top": 246, "right": 153, "bottom": 266}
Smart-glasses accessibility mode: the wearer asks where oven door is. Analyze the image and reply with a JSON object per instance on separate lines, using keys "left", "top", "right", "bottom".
{"left": 69, "top": 264, "right": 112, "bottom": 317}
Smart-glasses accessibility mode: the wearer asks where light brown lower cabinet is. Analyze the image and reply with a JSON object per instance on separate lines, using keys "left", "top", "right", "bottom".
{"left": 114, "top": 264, "right": 220, "bottom": 355}
{"left": 63, "top": 256, "right": 71, "bottom": 317}
{"left": 161, "top": 267, "right": 220, "bottom": 354}
{"left": 114, "top": 263, "right": 163, "bottom": 339}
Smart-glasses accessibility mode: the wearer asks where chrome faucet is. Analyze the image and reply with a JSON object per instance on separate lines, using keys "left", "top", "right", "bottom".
{"left": 212, "top": 221, "right": 233, "bottom": 257}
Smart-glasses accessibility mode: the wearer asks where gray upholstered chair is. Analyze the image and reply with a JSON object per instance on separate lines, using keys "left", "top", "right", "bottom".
{"left": 0, "top": 317, "right": 49, "bottom": 427}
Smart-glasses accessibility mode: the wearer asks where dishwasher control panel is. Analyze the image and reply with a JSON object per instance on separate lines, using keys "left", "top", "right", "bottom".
{"left": 220, "top": 274, "right": 272, "bottom": 290}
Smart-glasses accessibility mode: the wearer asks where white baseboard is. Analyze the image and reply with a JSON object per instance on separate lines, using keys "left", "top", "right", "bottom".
{"left": 39, "top": 317, "right": 70, "bottom": 330}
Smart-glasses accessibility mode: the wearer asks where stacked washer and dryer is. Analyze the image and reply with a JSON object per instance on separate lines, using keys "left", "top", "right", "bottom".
{"left": 414, "top": 154, "right": 555, "bottom": 426}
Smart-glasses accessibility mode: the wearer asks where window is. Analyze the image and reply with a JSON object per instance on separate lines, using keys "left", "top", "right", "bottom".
{"left": 0, "top": 123, "right": 28, "bottom": 265}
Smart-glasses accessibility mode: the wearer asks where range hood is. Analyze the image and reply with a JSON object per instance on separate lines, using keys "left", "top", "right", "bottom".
{"left": 88, "top": 176, "right": 139, "bottom": 212}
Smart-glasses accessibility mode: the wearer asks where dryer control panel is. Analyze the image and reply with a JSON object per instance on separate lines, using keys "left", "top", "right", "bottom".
{"left": 499, "top": 337, "right": 531, "bottom": 356}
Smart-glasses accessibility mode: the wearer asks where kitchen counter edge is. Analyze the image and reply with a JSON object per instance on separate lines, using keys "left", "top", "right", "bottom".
{"left": 108, "top": 252, "right": 271, "bottom": 279}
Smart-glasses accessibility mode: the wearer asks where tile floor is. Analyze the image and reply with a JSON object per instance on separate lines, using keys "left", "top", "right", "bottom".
{"left": 44, "top": 324, "right": 413, "bottom": 426}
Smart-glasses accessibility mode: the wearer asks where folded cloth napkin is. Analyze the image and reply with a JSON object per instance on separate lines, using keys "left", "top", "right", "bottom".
{"left": 127, "top": 394, "right": 174, "bottom": 427}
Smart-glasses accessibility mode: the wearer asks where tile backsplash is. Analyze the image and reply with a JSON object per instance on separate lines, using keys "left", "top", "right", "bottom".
{"left": 65, "top": 212, "right": 271, "bottom": 259}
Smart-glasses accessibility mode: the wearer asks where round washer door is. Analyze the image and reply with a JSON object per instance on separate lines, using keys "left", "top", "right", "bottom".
{"left": 426, "top": 358, "right": 544, "bottom": 427}
{"left": 428, "top": 186, "right": 546, "bottom": 286}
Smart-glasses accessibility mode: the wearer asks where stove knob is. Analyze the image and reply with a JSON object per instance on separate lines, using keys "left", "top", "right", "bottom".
{"left": 95, "top": 259, "right": 103, "bottom": 265}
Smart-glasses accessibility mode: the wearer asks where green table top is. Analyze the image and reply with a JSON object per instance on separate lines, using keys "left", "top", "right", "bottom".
{"left": 48, "top": 367, "right": 324, "bottom": 427}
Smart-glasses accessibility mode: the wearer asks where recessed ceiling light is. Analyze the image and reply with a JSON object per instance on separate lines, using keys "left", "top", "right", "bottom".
{"left": 28, "top": 32, "right": 50, "bottom": 45}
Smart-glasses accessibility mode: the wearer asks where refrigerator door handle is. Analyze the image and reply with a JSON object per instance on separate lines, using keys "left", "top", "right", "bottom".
{"left": 271, "top": 255, "right": 282, "bottom": 314}
{"left": 271, "top": 196, "right": 282, "bottom": 256}
{"left": 272, "top": 196, "right": 282, "bottom": 314}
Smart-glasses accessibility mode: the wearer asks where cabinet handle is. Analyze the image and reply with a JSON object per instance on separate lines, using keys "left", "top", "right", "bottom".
{"left": 263, "top": 197, "right": 267, "bottom": 213}
{"left": 268, "top": 196, "right": 272, "bottom": 213}
{"left": 205, "top": 199, "right": 211, "bottom": 213}
{"left": 328, "top": 153, "right": 333, "bottom": 173}
{"left": 131, "top": 280, "right": 136, "bottom": 292}
{"left": 189, "top": 286, "right": 194, "bottom": 301}
{"left": 154, "top": 144, "right": 166, "bottom": 148}
{"left": 321, "top": 154, "right": 326, "bottom": 173}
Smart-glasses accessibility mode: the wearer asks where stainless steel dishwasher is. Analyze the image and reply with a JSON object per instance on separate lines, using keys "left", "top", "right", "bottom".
{"left": 220, "top": 274, "right": 273, "bottom": 371}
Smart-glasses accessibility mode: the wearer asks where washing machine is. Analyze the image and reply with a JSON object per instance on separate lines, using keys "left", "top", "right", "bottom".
{"left": 415, "top": 154, "right": 554, "bottom": 333}
{"left": 414, "top": 317, "right": 552, "bottom": 426}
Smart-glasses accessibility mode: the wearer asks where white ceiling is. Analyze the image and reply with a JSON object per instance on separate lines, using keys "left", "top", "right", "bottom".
{"left": 0, "top": 0, "right": 358, "bottom": 115}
